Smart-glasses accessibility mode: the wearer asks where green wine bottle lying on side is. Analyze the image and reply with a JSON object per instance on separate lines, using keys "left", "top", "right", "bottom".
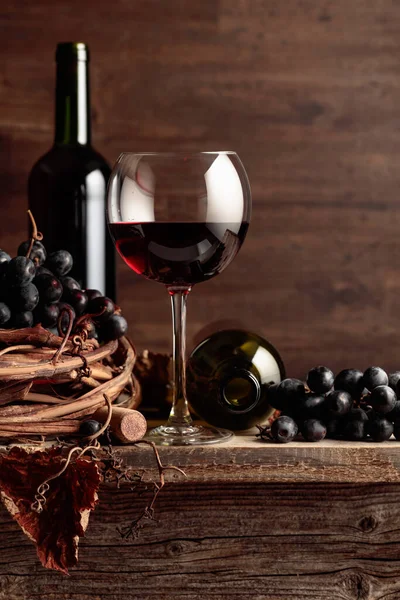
{"left": 186, "top": 329, "right": 285, "bottom": 430}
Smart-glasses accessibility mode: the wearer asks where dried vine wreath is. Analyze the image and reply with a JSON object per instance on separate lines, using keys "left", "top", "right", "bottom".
{"left": 0, "top": 328, "right": 139, "bottom": 438}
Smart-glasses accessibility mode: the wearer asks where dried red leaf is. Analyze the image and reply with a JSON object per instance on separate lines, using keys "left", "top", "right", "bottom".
{"left": 0, "top": 446, "right": 100, "bottom": 574}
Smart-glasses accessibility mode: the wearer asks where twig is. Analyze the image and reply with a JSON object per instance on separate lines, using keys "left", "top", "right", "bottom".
{"left": 117, "top": 440, "right": 187, "bottom": 539}
{"left": 86, "top": 394, "right": 113, "bottom": 442}
{"left": 0, "top": 325, "right": 99, "bottom": 352}
{"left": 0, "top": 345, "right": 36, "bottom": 357}
{"left": 0, "top": 339, "right": 117, "bottom": 381}
{"left": 25, "top": 393, "right": 69, "bottom": 404}
{"left": 81, "top": 376, "right": 101, "bottom": 388}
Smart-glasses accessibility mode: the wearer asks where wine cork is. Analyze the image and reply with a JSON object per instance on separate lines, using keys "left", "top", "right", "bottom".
{"left": 93, "top": 406, "right": 147, "bottom": 443}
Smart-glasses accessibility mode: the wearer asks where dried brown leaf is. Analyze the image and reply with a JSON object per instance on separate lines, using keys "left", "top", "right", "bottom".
{"left": 0, "top": 446, "right": 100, "bottom": 574}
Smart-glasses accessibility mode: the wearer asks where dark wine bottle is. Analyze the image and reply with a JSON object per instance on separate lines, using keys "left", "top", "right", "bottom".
{"left": 186, "top": 329, "right": 286, "bottom": 430}
{"left": 28, "top": 42, "right": 116, "bottom": 299}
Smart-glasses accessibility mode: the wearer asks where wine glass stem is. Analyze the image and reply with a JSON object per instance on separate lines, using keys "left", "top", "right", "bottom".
{"left": 166, "top": 286, "right": 192, "bottom": 427}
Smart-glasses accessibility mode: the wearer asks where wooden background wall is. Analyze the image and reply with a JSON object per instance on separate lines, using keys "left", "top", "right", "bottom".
{"left": 2, "top": 0, "right": 400, "bottom": 377}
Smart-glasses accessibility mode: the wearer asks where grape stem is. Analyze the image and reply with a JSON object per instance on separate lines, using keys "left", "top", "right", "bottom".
{"left": 26, "top": 210, "right": 43, "bottom": 261}
{"left": 255, "top": 424, "right": 273, "bottom": 441}
{"left": 52, "top": 306, "right": 75, "bottom": 364}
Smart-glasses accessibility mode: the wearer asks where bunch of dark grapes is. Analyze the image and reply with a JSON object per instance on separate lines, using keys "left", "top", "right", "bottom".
{"left": 0, "top": 241, "right": 127, "bottom": 342}
{"left": 264, "top": 366, "right": 400, "bottom": 443}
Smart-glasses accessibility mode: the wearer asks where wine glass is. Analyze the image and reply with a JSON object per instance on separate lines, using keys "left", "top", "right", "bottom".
{"left": 107, "top": 152, "right": 251, "bottom": 445}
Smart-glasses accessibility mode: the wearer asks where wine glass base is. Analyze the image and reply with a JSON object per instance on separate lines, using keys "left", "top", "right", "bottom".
{"left": 146, "top": 423, "right": 233, "bottom": 446}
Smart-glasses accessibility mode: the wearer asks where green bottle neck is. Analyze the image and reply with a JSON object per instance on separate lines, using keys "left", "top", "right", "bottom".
{"left": 54, "top": 58, "right": 91, "bottom": 146}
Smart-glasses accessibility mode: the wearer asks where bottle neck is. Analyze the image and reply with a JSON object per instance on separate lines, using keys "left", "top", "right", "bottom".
{"left": 54, "top": 59, "right": 91, "bottom": 146}
{"left": 219, "top": 367, "right": 261, "bottom": 414}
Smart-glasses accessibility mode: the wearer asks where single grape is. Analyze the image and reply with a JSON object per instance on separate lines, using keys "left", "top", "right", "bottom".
{"left": 61, "top": 276, "right": 81, "bottom": 298}
{"left": 6, "top": 256, "right": 36, "bottom": 286}
{"left": 102, "top": 314, "right": 128, "bottom": 341}
{"left": 343, "top": 419, "right": 366, "bottom": 441}
{"left": 47, "top": 250, "right": 73, "bottom": 277}
{"left": 301, "top": 419, "right": 327, "bottom": 442}
{"left": 368, "top": 417, "right": 393, "bottom": 442}
{"left": 326, "top": 417, "right": 343, "bottom": 438}
{"left": 36, "top": 266, "right": 53, "bottom": 277}
{"left": 34, "top": 304, "right": 60, "bottom": 328}
{"left": 326, "top": 390, "right": 352, "bottom": 416}
{"left": 0, "top": 302, "right": 11, "bottom": 326}
{"left": 13, "top": 311, "right": 34, "bottom": 328}
{"left": 58, "top": 302, "right": 76, "bottom": 334}
{"left": 18, "top": 240, "right": 47, "bottom": 266}
{"left": 275, "top": 378, "right": 306, "bottom": 412}
{"left": 370, "top": 385, "right": 397, "bottom": 414}
{"left": 389, "top": 371, "right": 400, "bottom": 391}
{"left": 299, "top": 394, "right": 327, "bottom": 419}
{"left": 68, "top": 289, "right": 88, "bottom": 315}
{"left": 90, "top": 296, "right": 115, "bottom": 322}
{"left": 306, "top": 366, "right": 334, "bottom": 394}
{"left": 334, "top": 368, "right": 364, "bottom": 399}
{"left": 270, "top": 416, "right": 298, "bottom": 443}
{"left": 363, "top": 366, "right": 388, "bottom": 391}
{"left": 347, "top": 407, "right": 369, "bottom": 422}
{"left": 34, "top": 273, "right": 63, "bottom": 304}
{"left": 9, "top": 283, "right": 39, "bottom": 312}
{"left": 79, "top": 419, "right": 102, "bottom": 436}
{"left": 86, "top": 289, "right": 103, "bottom": 305}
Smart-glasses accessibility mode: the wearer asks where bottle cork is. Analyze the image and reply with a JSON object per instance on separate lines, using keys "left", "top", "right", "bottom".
{"left": 93, "top": 406, "right": 147, "bottom": 443}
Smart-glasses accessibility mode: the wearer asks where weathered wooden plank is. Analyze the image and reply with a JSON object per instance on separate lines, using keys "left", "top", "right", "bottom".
{"left": 2, "top": 435, "right": 400, "bottom": 598}
{"left": 113, "top": 434, "right": 400, "bottom": 484}
{"left": 4, "top": 434, "right": 400, "bottom": 484}
{"left": 1, "top": 481, "right": 400, "bottom": 599}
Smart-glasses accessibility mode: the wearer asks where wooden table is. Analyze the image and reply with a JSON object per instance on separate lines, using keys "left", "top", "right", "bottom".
{"left": 1, "top": 432, "right": 400, "bottom": 599}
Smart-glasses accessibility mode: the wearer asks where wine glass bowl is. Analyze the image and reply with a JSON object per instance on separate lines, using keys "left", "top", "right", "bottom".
{"left": 107, "top": 152, "right": 251, "bottom": 445}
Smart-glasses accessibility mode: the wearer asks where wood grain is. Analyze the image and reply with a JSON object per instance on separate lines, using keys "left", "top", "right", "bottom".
{"left": 2, "top": 478, "right": 400, "bottom": 599}
{"left": 1, "top": 437, "right": 400, "bottom": 598}
{"left": 2, "top": 1, "right": 400, "bottom": 374}
{"left": 6, "top": 432, "right": 400, "bottom": 483}
{"left": 116, "top": 435, "right": 400, "bottom": 484}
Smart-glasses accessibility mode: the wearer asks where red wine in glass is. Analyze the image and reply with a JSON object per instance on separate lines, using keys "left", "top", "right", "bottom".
{"left": 109, "top": 221, "right": 249, "bottom": 287}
